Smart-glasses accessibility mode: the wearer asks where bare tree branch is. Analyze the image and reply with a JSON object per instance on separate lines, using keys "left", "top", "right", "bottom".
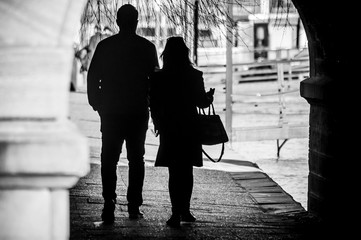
{"left": 79, "top": 0, "right": 293, "bottom": 48}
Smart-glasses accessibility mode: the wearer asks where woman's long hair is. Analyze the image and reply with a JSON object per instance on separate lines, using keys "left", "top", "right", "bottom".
{"left": 161, "top": 37, "right": 192, "bottom": 71}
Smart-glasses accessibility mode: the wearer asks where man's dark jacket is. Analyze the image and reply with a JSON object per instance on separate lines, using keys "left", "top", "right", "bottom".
{"left": 87, "top": 32, "right": 159, "bottom": 114}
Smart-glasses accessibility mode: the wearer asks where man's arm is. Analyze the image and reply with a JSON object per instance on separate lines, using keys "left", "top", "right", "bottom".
{"left": 87, "top": 45, "right": 101, "bottom": 111}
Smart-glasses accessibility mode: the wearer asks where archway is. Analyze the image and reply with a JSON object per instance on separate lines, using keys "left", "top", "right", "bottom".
{"left": 0, "top": 0, "right": 356, "bottom": 239}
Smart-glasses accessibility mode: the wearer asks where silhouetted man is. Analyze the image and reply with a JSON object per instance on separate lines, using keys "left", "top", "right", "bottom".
{"left": 87, "top": 4, "right": 159, "bottom": 224}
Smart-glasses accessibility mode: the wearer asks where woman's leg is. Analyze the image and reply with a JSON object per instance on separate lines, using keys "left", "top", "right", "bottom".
{"left": 167, "top": 164, "right": 195, "bottom": 226}
{"left": 180, "top": 165, "right": 196, "bottom": 222}
{"left": 168, "top": 166, "right": 182, "bottom": 215}
{"left": 183, "top": 165, "right": 193, "bottom": 211}
{"left": 167, "top": 165, "right": 183, "bottom": 227}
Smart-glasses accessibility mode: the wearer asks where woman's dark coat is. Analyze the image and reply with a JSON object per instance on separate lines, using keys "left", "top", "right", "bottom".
{"left": 149, "top": 67, "right": 212, "bottom": 167}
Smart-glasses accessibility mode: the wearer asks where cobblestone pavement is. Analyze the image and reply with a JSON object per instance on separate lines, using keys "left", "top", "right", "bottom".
{"left": 70, "top": 164, "right": 318, "bottom": 240}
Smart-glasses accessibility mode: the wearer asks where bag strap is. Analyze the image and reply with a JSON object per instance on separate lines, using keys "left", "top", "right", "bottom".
{"left": 210, "top": 103, "right": 216, "bottom": 115}
{"left": 198, "top": 103, "right": 216, "bottom": 115}
{"left": 202, "top": 143, "right": 225, "bottom": 163}
{"left": 198, "top": 107, "right": 207, "bottom": 115}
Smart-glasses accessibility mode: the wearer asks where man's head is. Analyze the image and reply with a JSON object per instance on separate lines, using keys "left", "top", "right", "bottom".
{"left": 116, "top": 4, "right": 138, "bottom": 33}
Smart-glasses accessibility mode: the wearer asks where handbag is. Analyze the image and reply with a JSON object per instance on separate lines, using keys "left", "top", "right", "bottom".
{"left": 197, "top": 103, "right": 229, "bottom": 162}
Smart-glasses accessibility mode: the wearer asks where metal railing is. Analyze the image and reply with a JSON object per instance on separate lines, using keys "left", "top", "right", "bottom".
{"left": 202, "top": 57, "right": 310, "bottom": 156}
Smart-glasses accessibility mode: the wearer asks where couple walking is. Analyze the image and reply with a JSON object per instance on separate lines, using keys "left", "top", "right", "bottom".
{"left": 87, "top": 4, "right": 214, "bottom": 228}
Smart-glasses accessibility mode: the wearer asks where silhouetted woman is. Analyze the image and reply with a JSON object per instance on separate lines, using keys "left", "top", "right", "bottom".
{"left": 150, "top": 37, "right": 214, "bottom": 227}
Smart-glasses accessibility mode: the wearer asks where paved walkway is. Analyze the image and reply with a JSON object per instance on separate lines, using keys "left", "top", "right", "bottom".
{"left": 68, "top": 92, "right": 320, "bottom": 239}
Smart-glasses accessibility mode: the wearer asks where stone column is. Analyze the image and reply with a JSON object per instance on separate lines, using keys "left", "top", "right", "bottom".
{"left": 300, "top": 76, "right": 338, "bottom": 215}
{"left": 0, "top": 1, "right": 88, "bottom": 239}
{"left": 300, "top": 51, "right": 352, "bottom": 227}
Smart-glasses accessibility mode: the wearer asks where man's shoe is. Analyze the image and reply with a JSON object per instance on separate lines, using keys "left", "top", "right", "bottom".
{"left": 128, "top": 206, "right": 144, "bottom": 220}
{"left": 129, "top": 211, "right": 144, "bottom": 220}
{"left": 166, "top": 214, "right": 181, "bottom": 228}
{"left": 101, "top": 199, "right": 116, "bottom": 224}
{"left": 181, "top": 212, "right": 196, "bottom": 222}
